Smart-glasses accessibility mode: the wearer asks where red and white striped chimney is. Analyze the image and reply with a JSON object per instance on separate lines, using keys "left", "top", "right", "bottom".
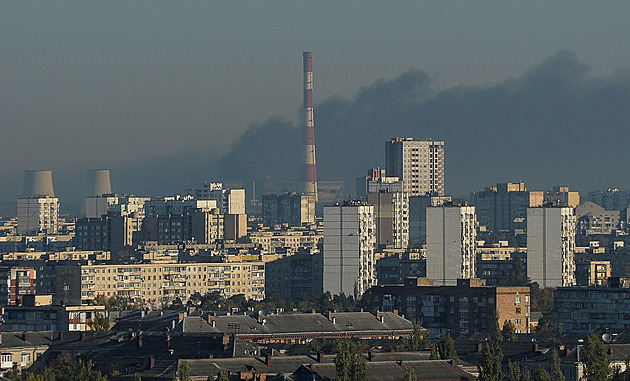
{"left": 302, "top": 51, "right": 318, "bottom": 202}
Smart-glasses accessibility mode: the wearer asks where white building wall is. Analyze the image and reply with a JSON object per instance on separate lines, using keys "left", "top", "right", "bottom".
{"left": 386, "top": 138, "right": 445, "bottom": 196}
{"left": 17, "top": 197, "right": 59, "bottom": 234}
{"left": 426, "top": 205, "right": 476, "bottom": 286}
{"left": 322, "top": 203, "right": 375, "bottom": 296}
{"left": 527, "top": 207, "right": 576, "bottom": 288}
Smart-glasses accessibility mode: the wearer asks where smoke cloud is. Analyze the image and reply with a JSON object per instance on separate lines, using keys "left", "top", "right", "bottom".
{"left": 213, "top": 50, "right": 630, "bottom": 197}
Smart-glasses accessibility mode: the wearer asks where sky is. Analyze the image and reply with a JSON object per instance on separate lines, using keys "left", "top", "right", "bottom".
{"left": 3, "top": 2, "right": 630, "bottom": 214}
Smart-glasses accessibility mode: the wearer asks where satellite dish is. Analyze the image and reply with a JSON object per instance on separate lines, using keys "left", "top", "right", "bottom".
{"left": 602, "top": 333, "right": 612, "bottom": 343}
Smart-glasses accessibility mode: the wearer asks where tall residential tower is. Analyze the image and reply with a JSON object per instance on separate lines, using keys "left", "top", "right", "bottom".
{"left": 385, "top": 137, "right": 444, "bottom": 196}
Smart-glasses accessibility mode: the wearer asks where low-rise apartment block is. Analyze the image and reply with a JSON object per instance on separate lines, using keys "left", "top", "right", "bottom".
{"left": 370, "top": 278, "right": 530, "bottom": 338}
{"left": 55, "top": 256, "right": 266, "bottom": 307}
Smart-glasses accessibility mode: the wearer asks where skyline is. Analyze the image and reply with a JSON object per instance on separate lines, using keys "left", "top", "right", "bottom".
{"left": 3, "top": 2, "right": 630, "bottom": 212}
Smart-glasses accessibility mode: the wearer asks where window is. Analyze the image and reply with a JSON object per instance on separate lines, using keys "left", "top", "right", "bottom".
{"left": 515, "top": 296, "right": 521, "bottom": 304}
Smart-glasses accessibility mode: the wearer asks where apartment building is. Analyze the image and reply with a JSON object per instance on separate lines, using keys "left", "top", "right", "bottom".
{"left": 262, "top": 192, "right": 315, "bottom": 227}
{"left": 527, "top": 206, "right": 576, "bottom": 288}
{"left": 367, "top": 191, "right": 409, "bottom": 249}
{"left": 385, "top": 137, "right": 445, "bottom": 196}
{"left": 54, "top": 256, "right": 265, "bottom": 306}
{"left": 426, "top": 203, "right": 476, "bottom": 286}
{"left": 370, "top": 278, "right": 530, "bottom": 338}
{"left": 322, "top": 201, "right": 376, "bottom": 296}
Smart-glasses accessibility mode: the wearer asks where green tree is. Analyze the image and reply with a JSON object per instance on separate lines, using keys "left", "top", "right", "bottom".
{"left": 206, "top": 374, "right": 215, "bottom": 381}
{"left": 478, "top": 341, "right": 503, "bottom": 381}
{"left": 429, "top": 343, "right": 439, "bottom": 360}
{"left": 334, "top": 339, "right": 366, "bottom": 381}
{"left": 437, "top": 332, "right": 459, "bottom": 364}
{"left": 397, "top": 323, "right": 429, "bottom": 351}
{"left": 216, "top": 371, "right": 229, "bottom": 381}
{"left": 402, "top": 366, "right": 417, "bottom": 381}
{"left": 133, "top": 373, "right": 142, "bottom": 381}
{"left": 178, "top": 361, "right": 191, "bottom": 381}
{"left": 506, "top": 360, "right": 526, "bottom": 381}
{"left": 535, "top": 312, "right": 554, "bottom": 333}
{"left": 530, "top": 283, "right": 554, "bottom": 311}
{"left": 502, "top": 320, "right": 518, "bottom": 342}
{"left": 89, "top": 311, "right": 110, "bottom": 331}
{"left": 581, "top": 333, "right": 610, "bottom": 381}
{"left": 551, "top": 348, "right": 565, "bottom": 381}
{"left": 530, "top": 366, "right": 551, "bottom": 381}
{"left": 509, "top": 255, "right": 529, "bottom": 286}
{"left": 491, "top": 315, "right": 503, "bottom": 341}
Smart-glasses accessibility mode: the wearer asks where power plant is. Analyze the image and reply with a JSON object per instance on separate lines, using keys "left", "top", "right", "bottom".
{"left": 87, "top": 169, "right": 113, "bottom": 197}
{"left": 302, "top": 51, "right": 318, "bottom": 202}
{"left": 22, "top": 169, "right": 55, "bottom": 198}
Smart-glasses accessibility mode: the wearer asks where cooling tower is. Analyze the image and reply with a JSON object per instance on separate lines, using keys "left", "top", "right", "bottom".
{"left": 22, "top": 170, "right": 55, "bottom": 197}
{"left": 87, "top": 169, "right": 113, "bottom": 197}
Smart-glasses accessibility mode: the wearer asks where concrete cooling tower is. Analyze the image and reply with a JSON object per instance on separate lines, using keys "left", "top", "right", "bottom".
{"left": 22, "top": 170, "right": 55, "bottom": 197}
{"left": 88, "top": 169, "right": 113, "bottom": 197}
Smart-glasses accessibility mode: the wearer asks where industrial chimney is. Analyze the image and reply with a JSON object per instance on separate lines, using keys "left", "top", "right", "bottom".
{"left": 22, "top": 170, "right": 55, "bottom": 197}
{"left": 87, "top": 169, "right": 113, "bottom": 197}
{"left": 302, "top": 52, "right": 318, "bottom": 202}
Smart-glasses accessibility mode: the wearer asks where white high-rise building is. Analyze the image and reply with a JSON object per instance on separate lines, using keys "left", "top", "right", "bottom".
{"left": 17, "top": 197, "right": 59, "bottom": 234}
{"left": 367, "top": 191, "right": 409, "bottom": 249}
{"left": 426, "top": 204, "right": 476, "bottom": 286}
{"left": 322, "top": 202, "right": 376, "bottom": 297}
{"left": 188, "top": 182, "right": 246, "bottom": 215}
{"left": 385, "top": 137, "right": 445, "bottom": 196}
{"left": 527, "top": 207, "right": 576, "bottom": 288}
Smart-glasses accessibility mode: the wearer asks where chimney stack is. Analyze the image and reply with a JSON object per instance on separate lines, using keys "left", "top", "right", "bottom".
{"left": 302, "top": 51, "right": 318, "bottom": 202}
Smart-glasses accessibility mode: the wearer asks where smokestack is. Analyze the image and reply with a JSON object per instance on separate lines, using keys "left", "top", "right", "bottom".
{"left": 302, "top": 51, "right": 318, "bottom": 202}
{"left": 88, "top": 169, "right": 112, "bottom": 197}
{"left": 22, "top": 170, "right": 55, "bottom": 197}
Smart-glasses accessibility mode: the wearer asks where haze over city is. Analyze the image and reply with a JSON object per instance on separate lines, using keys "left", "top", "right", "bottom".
{"left": 3, "top": 1, "right": 630, "bottom": 213}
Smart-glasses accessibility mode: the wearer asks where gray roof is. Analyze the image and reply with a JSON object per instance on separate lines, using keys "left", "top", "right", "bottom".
{"left": 295, "top": 360, "right": 476, "bottom": 381}
{"left": 186, "top": 311, "right": 413, "bottom": 336}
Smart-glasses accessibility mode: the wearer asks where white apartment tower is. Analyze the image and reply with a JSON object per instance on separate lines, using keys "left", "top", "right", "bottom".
{"left": 18, "top": 170, "right": 59, "bottom": 235}
{"left": 367, "top": 191, "right": 409, "bottom": 249}
{"left": 527, "top": 207, "right": 576, "bottom": 288}
{"left": 17, "top": 197, "right": 59, "bottom": 234}
{"left": 386, "top": 137, "right": 445, "bottom": 196}
{"left": 322, "top": 202, "right": 376, "bottom": 297}
{"left": 426, "top": 204, "right": 476, "bottom": 286}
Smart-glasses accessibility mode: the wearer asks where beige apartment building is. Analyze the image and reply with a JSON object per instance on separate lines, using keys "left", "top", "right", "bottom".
{"left": 249, "top": 229, "right": 322, "bottom": 253}
{"left": 56, "top": 255, "right": 265, "bottom": 307}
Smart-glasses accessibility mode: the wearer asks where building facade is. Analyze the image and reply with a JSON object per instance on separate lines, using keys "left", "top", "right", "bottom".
{"left": 385, "top": 137, "right": 445, "bottom": 196}
{"left": 426, "top": 204, "right": 476, "bottom": 286}
{"left": 370, "top": 278, "right": 530, "bottom": 338}
{"left": 554, "top": 280, "right": 630, "bottom": 333}
{"left": 527, "top": 207, "right": 576, "bottom": 288}
{"left": 367, "top": 191, "right": 409, "bottom": 249}
{"left": 55, "top": 256, "right": 266, "bottom": 306}
{"left": 470, "top": 182, "right": 543, "bottom": 235}
{"left": 322, "top": 202, "right": 376, "bottom": 296}
{"left": 408, "top": 195, "right": 452, "bottom": 248}
{"left": 0, "top": 266, "right": 35, "bottom": 305}
{"left": 17, "top": 197, "right": 59, "bottom": 234}
{"left": 262, "top": 192, "right": 315, "bottom": 227}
